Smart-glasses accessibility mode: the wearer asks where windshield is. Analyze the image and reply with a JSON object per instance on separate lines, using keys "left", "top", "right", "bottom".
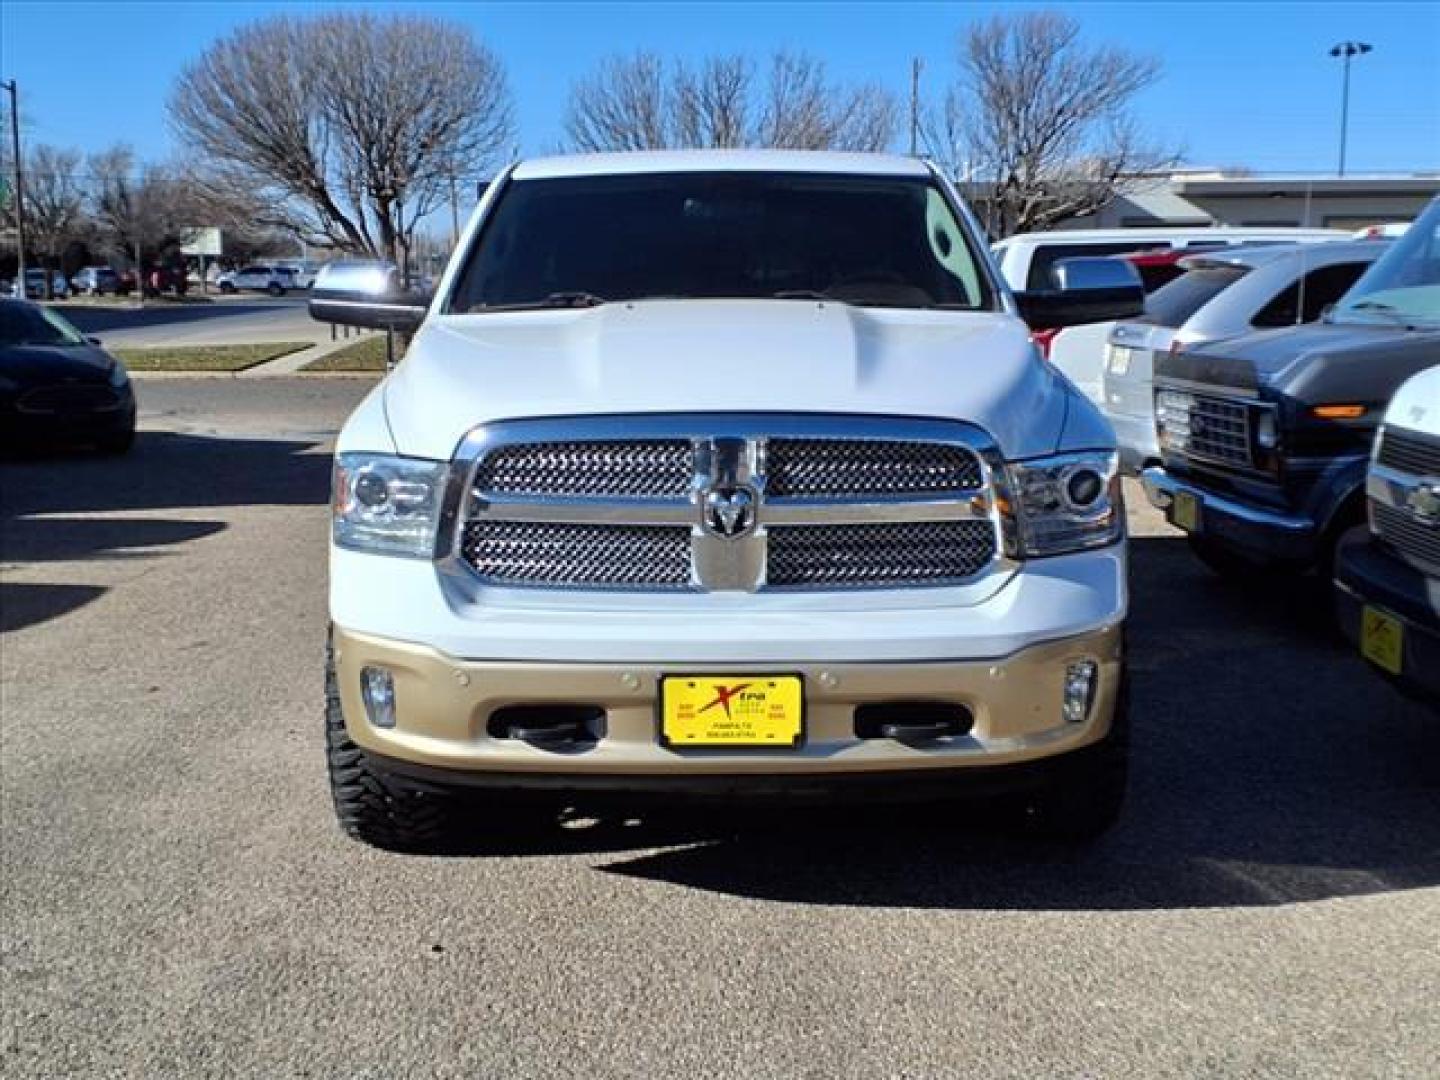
{"left": 0, "top": 303, "right": 88, "bottom": 348}
{"left": 1137, "top": 265, "right": 1249, "bottom": 328}
{"left": 1332, "top": 198, "right": 1440, "bottom": 326}
{"left": 448, "top": 171, "right": 992, "bottom": 313}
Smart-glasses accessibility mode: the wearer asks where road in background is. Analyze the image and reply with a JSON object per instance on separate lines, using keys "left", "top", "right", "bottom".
{"left": 56, "top": 296, "right": 334, "bottom": 348}
{"left": 3, "top": 379, "right": 1437, "bottom": 1077}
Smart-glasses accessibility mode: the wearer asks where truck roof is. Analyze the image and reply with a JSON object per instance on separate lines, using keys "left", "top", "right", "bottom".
{"left": 511, "top": 149, "right": 933, "bottom": 181}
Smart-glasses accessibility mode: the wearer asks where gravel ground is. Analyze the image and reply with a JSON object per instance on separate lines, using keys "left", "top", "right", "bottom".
{"left": 3, "top": 378, "right": 1437, "bottom": 1078}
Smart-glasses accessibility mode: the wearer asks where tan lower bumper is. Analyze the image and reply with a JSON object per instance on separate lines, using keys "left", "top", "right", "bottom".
{"left": 332, "top": 624, "right": 1123, "bottom": 775}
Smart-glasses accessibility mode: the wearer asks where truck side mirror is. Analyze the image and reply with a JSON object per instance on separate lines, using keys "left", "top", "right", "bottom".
{"left": 1013, "top": 256, "right": 1145, "bottom": 330}
{"left": 309, "top": 261, "right": 429, "bottom": 332}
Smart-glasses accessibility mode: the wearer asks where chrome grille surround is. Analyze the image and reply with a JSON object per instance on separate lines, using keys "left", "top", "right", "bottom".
{"left": 1377, "top": 427, "right": 1440, "bottom": 477}
{"left": 1372, "top": 502, "right": 1440, "bottom": 576}
{"left": 1368, "top": 424, "right": 1440, "bottom": 576}
{"left": 442, "top": 415, "right": 1010, "bottom": 592}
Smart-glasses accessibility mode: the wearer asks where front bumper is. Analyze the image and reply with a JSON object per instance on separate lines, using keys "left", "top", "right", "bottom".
{"left": 1334, "top": 529, "right": 1440, "bottom": 704}
{"left": 332, "top": 623, "right": 1124, "bottom": 777}
{"left": 1141, "top": 465, "right": 1318, "bottom": 564}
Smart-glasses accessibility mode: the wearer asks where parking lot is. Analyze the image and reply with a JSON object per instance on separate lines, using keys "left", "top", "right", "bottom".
{"left": 2, "top": 377, "right": 1438, "bottom": 1077}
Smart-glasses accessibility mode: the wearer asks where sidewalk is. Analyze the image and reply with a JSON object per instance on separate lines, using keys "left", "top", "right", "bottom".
{"left": 240, "top": 335, "right": 367, "bottom": 375}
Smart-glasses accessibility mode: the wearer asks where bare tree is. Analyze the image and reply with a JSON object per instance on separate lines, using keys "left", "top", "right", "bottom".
{"left": 87, "top": 145, "right": 191, "bottom": 276}
{"left": 564, "top": 49, "right": 896, "bottom": 153}
{"left": 19, "top": 145, "right": 84, "bottom": 298}
{"left": 927, "top": 11, "right": 1180, "bottom": 236}
{"left": 169, "top": 12, "right": 514, "bottom": 266}
{"left": 566, "top": 51, "right": 670, "bottom": 152}
{"left": 674, "top": 55, "right": 751, "bottom": 149}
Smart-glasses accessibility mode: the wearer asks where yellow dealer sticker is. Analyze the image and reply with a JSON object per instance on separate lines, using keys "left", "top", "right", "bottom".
{"left": 660, "top": 676, "right": 804, "bottom": 749}
{"left": 1360, "top": 606, "right": 1404, "bottom": 676}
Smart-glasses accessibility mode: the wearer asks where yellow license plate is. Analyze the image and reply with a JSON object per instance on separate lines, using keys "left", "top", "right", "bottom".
{"left": 660, "top": 675, "right": 804, "bottom": 748}
{"left": 1360, "top": 606, "right": 1404, "bottom": 675}
{"left": 1172, "top": 490, "right": 1201, "bottom": 532}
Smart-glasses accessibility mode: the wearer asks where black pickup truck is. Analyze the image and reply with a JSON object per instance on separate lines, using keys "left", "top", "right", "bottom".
{"left": 1141, "top": 195, "right": 1440, "bottom": 579}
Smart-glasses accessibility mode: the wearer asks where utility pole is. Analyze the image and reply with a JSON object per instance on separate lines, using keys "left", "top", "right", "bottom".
{"left": 2, "top": 79, "right": 26, "bottom": 295}
{"left": 908, "top": 58, "right": 923, "bottom": 157}
{"left": 1328, "top": 41, "right": 1372, "bottom": 177}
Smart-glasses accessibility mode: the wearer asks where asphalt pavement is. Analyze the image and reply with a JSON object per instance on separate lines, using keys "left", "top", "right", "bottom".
{"left": 2, "top": 378, "right": 1438, "bottom": 1078}
{"left": 57, "top": 296, "right": 330, "bottom": 348}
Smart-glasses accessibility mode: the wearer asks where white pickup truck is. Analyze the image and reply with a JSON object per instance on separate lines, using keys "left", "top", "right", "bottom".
{"left": 311, "top": 151, "right": 1143, "bottom": 851}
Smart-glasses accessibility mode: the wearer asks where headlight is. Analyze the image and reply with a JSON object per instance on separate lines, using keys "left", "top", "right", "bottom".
{"left": 1105, "top": 344, "right": 1132, "bottom": 376}
{"left": 332, "top": 453, "right": 449, "bottom": 557}
{"left": 1004, "top": 451, "right": 1123, "bottom": 557}
{"left": 108, "top": 361, "right": 130, "bottom": 387}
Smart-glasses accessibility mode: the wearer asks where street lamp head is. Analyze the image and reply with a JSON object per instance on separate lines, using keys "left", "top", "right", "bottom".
{"left": 1329, "top": 41, "right": 1375, "bottom": 58}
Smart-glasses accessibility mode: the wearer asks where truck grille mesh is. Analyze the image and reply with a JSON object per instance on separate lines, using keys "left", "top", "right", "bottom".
{"left": 473, "top": 440, "right": 693, "bottom": 498}
{"left": 765, "top": 438, "right": 983, "bottom": 497}
{"left": 1377, "top": 429, "right": 1440, "bottom": 477}
{"left": 766, "top": 521, "right": 997, "bottom": 589}
{"left": 461, "top": 521, "right": 693, "bottom": 589}
{"left": 1373, "top": 503, "right": 1440, "bottom": 576}
{"left": 460, "top": 424, "right": 1000, "bottom": 591}
{"left": 1184, "top": 396, "right": 1254, "bottom": 469}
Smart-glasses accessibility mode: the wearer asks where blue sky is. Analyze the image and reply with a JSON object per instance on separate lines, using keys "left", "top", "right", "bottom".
{"left": 2, "top": 0, "right": 1437, "bottom": 174}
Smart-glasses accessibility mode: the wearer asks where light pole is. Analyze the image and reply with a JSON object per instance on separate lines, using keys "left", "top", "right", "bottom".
{"left": 1328, "top": 41, "right": 1372, "bottom": 177}
{"left": 2, "top": 79, "right": 26, "bottom": 294}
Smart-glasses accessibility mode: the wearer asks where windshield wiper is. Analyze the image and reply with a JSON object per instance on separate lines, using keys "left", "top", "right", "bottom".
{"left": 770, "top": 289, "right": 836, "bottom": 301}
{"left": 1338, "top": 300, "right": 1419, "bottom": 326}
{"left": 470, "top": 291, "right": 606, "bottom": 313}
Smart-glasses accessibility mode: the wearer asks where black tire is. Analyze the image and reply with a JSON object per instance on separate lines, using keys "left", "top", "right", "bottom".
{"left": 325, "top": 642, "right": 449, "bottom": 851}
{"left": 219, "top": 282, "right": 236, "bottom": 294}
{"left": 267, "top": 282, "right": 284, "bottom": 297}
{"left": 1020, "top": 669, "right": 1130, "bottom": 844}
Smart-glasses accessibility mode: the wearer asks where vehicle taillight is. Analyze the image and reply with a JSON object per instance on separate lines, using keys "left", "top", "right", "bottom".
{"left": 1031, "top": 328, "right": 1061, "bottom": 360}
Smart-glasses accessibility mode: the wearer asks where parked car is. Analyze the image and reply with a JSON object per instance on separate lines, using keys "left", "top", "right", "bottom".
{"left": 1104, "top": 241, "right": 1387, "bottom": 472}
{"left": 1142, "top": 195, "right": 1440, "bottom": 581}
{"left": 1334, "top": 364, "right": 1440, "bottom": 704}
{"left": 71, "top": 266, "right": 121, "bottom": 296}
{"left": 6, "top": 268, "right": 71, "bottom": 300}
{"left": 310, "top": 150, "right": 1144, "bottom": 851}
{"left": 217, "top": 265, "right": 300, "bottom": 296}
{"left": 994, "top": 227, "right": 1349, "bottom": 405}
{"left": 0, "top": 298, "right": 136, "bottom": 454}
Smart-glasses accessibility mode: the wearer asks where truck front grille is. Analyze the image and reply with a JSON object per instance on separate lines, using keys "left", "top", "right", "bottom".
{"left": 1373, "top": 503, "right": 1440, "bottom": 576}
{"left": 767, "top": 521, "right": 997, "bottom": 589}
{"left": 473, "top": 440, "right": 693, "bottom": 498}
{"left": 461, "top": 521, "right": 693, "bottom": 589}
{"left": 765, "top": 438, "right": 982, "bottom": 497}
{"left": 1156, "top": 389, "right": 1257, "bottom": 470}
{"left": 454, "top": 417, "right": 1002, "bottom": 592}
{"left": 1377, "top": 428, "right": 1440, "bottom": 477}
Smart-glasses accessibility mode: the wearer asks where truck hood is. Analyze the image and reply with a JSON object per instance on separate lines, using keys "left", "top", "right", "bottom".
{"left": 1155, "top": 320, "right": 1440, "bottom": 398}
{"left": 382, "top": 300, "right": 1080, "bottom": 460}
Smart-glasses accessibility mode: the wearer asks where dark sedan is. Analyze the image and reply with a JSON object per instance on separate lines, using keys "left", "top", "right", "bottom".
{"left": 0, "top": 299, "right": 136, "bottom": 454}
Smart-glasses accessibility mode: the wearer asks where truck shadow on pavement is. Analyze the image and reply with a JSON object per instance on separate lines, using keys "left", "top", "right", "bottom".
{"left": 437, "top": 536, "right": 1440, "bottom": 911}
{"left": 1, "top": 429, "right": 329, "bottom": 630}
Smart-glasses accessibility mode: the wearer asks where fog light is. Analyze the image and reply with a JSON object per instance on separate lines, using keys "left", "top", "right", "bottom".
{"left": 1062, "top": 660, "right": 1098, "bottom": 724}
{"left": 361, "top": 666, "right": 397, "bottom": 728}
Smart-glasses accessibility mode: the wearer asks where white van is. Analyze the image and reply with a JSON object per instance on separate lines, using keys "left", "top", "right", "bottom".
{"left": 991, "top": 227, "right": 1350, "bottom": 405}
